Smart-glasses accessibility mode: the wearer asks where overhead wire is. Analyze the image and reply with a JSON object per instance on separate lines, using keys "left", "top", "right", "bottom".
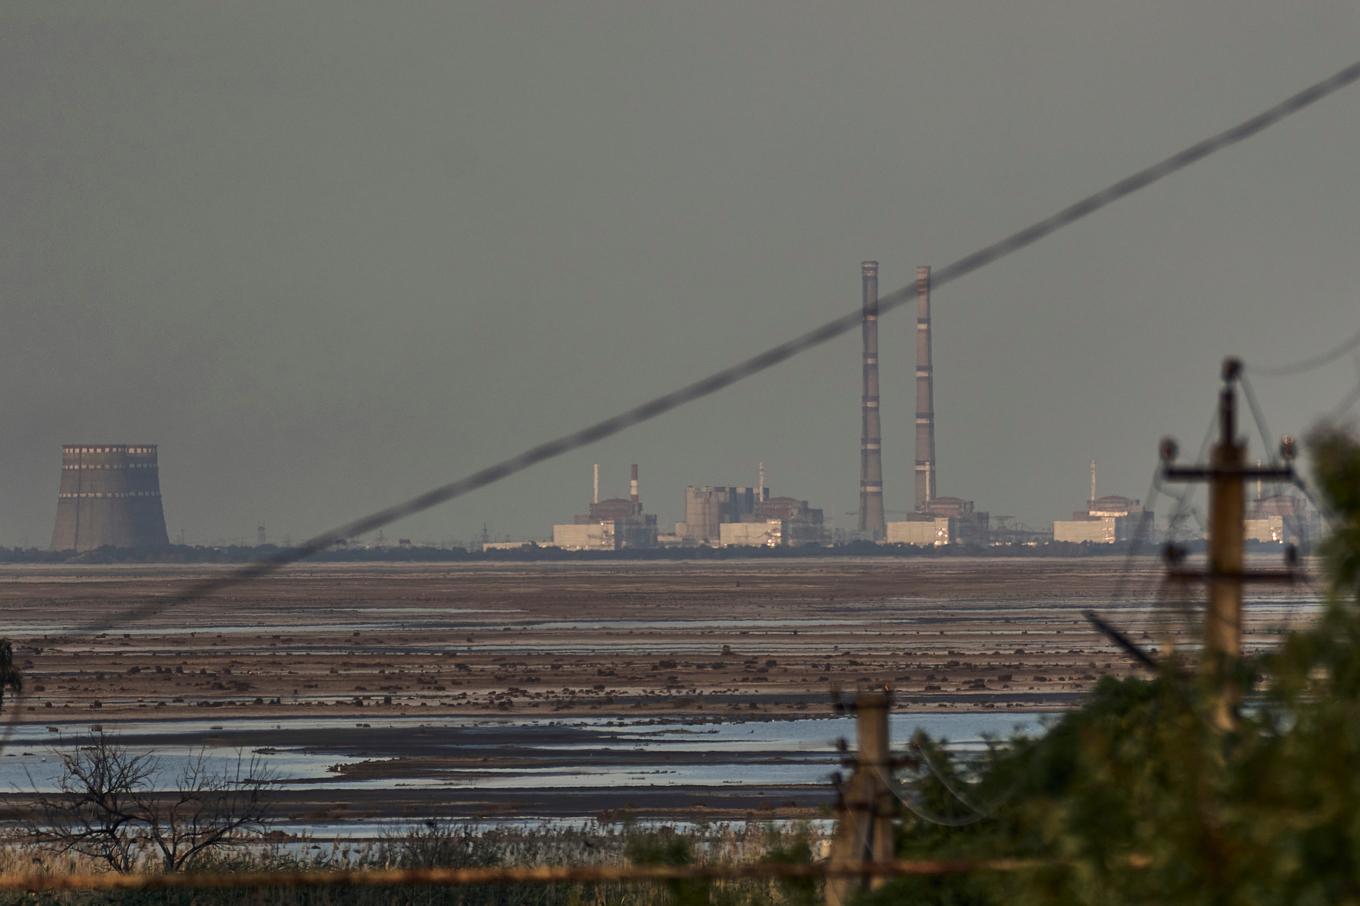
{"left": 1108, "top": 405, "right": 1220, "bottom": 648}
{"left": 873, "top": 766, "right": 989, "bottom": 828}
{"left": 1323, "top": 366, "right": 1360, "bottom": 422}
{"left": 1245, "top": 323, "right": 1360, "bottom": 378}
{"left": 1237, "top": 371, "right": 1316, "bottom": 629}
{"left": 907, "top": 736, "right": 1028, "bottom": 821}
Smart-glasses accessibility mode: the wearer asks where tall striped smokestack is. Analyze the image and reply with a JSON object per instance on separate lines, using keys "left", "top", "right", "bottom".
{"left": 593, "top": 463, "right": 600, "bottom": 505}
{"left": 859, "top": 261, "right": 886, "bottom": 540}
{"left": 630, "top": 464, "right": 639, "bottom": 502}
{"left": 913, "top": 266, "right": 937, "bottom": 510}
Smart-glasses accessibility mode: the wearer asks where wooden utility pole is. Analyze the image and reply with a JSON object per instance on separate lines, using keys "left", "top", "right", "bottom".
{"left": 1162, "top": 358, "right": 1295, "bottom": 731}
{"left": 826, "top": 689, "right": 896, "bottom": 906}
{"left": 0, "top": 639, "right": 20, "bottom": 713}
{"left": 1206, "top": 374, "right": 1246, "bottom": 730}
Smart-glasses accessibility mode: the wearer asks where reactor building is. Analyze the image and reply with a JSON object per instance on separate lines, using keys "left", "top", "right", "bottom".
{"left": 1246, "top": 491, "right": 1320, "bottom": 546}
{"left": 552, "top": 464, "right": 658, "bottom": 550}
{"left": 678, "top": 463, "right": 825, "bottom": 548}
{"left": 50, "top": 444, "right": 170, "bottom": 551}
{"left": 1052, "top": 461, "right": 1150, "bottom": 544}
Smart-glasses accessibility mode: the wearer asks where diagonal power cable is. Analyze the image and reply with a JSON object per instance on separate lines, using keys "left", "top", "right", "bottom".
{"left": 1246, "top": 323, "right": 1360, "bottom": 378}
{"left": 33, "top": 58, "right": 1360, "bottom": 640}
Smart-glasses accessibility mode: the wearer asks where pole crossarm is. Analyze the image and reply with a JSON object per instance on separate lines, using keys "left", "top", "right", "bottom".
{"left": 1166, "top": 568, "right": 1301, "bottom": 584}
{"left": 1162, "top": 466, "right": 1295, "bottom": 482}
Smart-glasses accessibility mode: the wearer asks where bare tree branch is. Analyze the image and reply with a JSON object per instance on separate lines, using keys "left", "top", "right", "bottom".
{"left": 28, "top": 732, "right": 274, "bottom": 873}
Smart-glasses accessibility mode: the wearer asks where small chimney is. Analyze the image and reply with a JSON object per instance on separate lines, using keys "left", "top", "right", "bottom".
{"left": 593, "top": 463, "right": 601, "bottom": 505}
{"left": 1089, "top": 460, "right": 1097, "bottom": 506}
{"left": 758, "top": 461, "right": 766, "bottom": 502}
{"left": 630, "top": 463, "right": 640, "bottom": 502}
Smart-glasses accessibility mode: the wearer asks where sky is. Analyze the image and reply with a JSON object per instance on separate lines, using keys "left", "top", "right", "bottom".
{"left": 2, "top": 3, "right": 1358, "bottom": 547}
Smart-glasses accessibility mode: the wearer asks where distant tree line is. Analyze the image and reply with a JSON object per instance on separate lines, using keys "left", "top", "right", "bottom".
{"left": 0, "top": 539, "right": 1231, "bottom": 566}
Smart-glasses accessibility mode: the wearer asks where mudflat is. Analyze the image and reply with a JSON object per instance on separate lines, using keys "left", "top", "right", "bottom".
{"left": 0, "top": 557, "right": 1313, "bottom": 825}
{"left": 0, "top": 557, "right": 1309, "bottom": 723}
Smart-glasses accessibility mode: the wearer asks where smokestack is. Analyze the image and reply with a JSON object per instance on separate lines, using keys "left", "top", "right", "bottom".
{"left": 757, "top": 461, "right": 766, "bottom": 502}
{"left": 593, "top": 463, "right": 601, "bottom": 505}
{"left": 913, "top": 266, "right": 937, "bottom": 511}
{"left": 51, "top": 444, "right": 170, "bottom": 552}
{"left": 630, "top": 463, "right": 639, "bottom": 502}
{"left": 859, "top": 261, "right": 886, "bottom": 540}
{"left": 1089, "top": 460, "right": 1097, "bottom": 506}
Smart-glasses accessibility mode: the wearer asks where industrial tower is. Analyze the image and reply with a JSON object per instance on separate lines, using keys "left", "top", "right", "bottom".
{"left": 50, "top": 444, "right": 170, "bottom": 551}
{"left": 913, "top": 265, "right": 937, "bottom": 510}
{"left": 858, "top": 261, "right": 886, "bottom": 539}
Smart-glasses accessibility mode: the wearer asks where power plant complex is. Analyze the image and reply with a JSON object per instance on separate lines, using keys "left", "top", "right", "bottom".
{"left": 550, "top": 464, "right": 659, "bottom": 551}
{"left": 488, "top": 258, "right": 1210, "bottom": 552}
{"left": 50, "top": 444, "right": 169, "bottom": 552}
{"left": 499, "top": 259, "right": 995, "bottom": 551}
{"left": 32, "top": 265, "right": 1312, "bottom": 556}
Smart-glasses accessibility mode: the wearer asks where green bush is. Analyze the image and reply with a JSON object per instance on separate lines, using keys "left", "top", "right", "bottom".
{"left": 864, "top": 427, "right": 1360, "bottom": 906}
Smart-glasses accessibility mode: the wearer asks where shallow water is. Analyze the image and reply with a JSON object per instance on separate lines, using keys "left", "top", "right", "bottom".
{"left": 0, "top": 711, "right": 1051, "bottom": 802}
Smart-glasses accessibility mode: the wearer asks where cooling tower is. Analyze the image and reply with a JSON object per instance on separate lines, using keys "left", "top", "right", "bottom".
{"left": 50, "top": 445, "right": 170, "bottom": 551}
{"left": 859, "top": 261, "right": 886, "bottom": 540}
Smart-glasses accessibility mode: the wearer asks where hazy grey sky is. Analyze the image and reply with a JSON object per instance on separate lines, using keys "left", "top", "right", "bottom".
{"left": 2, "top": 3, "right": 1358, "bottom": 546}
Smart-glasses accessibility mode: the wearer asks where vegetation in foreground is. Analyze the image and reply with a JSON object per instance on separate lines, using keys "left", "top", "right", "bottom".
{"left": 866, "top": 426, "right": 1360, "bottom": 906}
{"left": 0, "top": 821, "right": 821, "bottom": 905}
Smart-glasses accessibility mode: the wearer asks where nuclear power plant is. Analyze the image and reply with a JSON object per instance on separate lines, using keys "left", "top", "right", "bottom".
{"left": 552, "top": 463, "right": 659, "bottom": 550}
{"left": 50, "top": 444, "right": 170, "bottom": 551}
{"left": 1052, "top": 462, "right": 1150, "bottom": 544}
{"left": 677, "top": 463, "right": 825, "bottom": 548}
{"left": 28, "top": 264, "right": 1164, "bottom": 557}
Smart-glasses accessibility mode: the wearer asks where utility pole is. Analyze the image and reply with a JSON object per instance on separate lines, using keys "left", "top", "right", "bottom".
{"left": 0, "top": 639, "right": 20, "bottom": 714}
{"left": 1161, "top": 358, "right": 1296, "bottom": 732}
{"left": 826, "top": 689, "right": 896, "bottom": 905}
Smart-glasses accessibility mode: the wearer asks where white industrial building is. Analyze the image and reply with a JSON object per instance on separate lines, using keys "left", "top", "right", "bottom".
{"left": 719, "top": 519, "right": 784, "bottom": 548}
{"left": 885, "top": 517, "right": 953, "bottom": 546}
{"left": 551, "top": 521, "right": 617, "bottom": 551}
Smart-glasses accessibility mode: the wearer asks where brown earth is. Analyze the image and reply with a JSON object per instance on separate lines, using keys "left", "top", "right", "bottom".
{"left": 0, "top": 557, "right": 1312, "bottom": 725}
